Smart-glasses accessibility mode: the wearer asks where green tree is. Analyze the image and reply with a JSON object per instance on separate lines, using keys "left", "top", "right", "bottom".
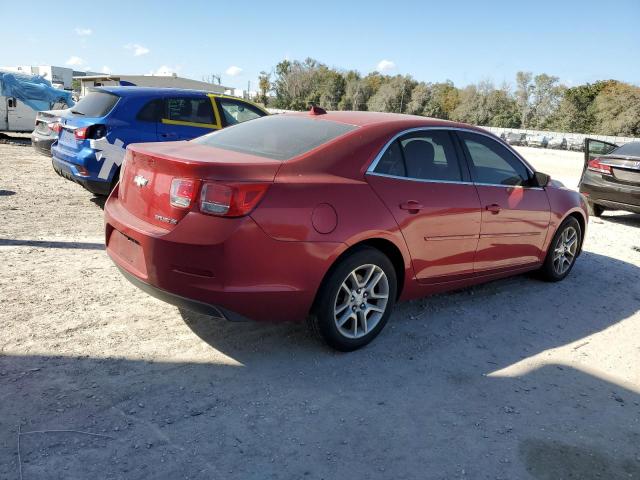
{"left": 366, "top": 75, "right": 417, "bottom": 113}
{"left": 257, "top": 71, "right": 271, "bottom": 106}
{"left": 593, "top": 82, "right": 640, "bottom": 136}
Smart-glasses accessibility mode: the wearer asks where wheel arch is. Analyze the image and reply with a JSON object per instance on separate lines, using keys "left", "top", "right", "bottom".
{"left": 566, "top": 210, "right": 587, "bottom": 255}
{"left": 311, "top": 237, "right": 408, "bottom": 315}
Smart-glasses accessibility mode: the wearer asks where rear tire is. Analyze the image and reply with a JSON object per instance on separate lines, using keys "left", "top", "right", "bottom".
{"left": 589, "top": 202, "right": 605, "bottom": 217}
{"left": 310, "top": 247, "right": 397, "bottom": 351}
{"left": 539, "top": 217, "right": 582, "bottom": 282}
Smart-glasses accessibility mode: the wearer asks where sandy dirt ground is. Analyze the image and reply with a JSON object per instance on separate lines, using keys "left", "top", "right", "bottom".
{"left": 1, "top": 140, "right": 639, "bottom": 480}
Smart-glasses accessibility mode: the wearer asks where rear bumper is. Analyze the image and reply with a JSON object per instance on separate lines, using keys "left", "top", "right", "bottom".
{"left": 117, "top": 266, "right": 250, "bottom": 321}
{"left": 51, "top": 156, "right": 112, "bottom": 195}
{"left": 104, "top": 189, "right": 343, "bottom": 323}
{"left": 30, "top": 133, "right": 55, "bottom": 156}
{"left": 580, "top": 171, "right": 640, "bottom": 213}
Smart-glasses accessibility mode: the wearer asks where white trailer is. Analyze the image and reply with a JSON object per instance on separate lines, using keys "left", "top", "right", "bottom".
{"left": 0, "top": 70, "right": 74, "bottom": 133}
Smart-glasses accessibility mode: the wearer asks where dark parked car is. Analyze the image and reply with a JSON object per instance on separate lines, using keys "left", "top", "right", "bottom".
{"left": 579, "top": 139, "right": 640, "bottom": 216}
{"left": 504, "top": 132, "right": 527, "bottom": 146}
{"left": 31, "top": 109, "right": 66, "bottom": 156}
{"left": 105, "top": 110, "right": 588, "bottom": 351}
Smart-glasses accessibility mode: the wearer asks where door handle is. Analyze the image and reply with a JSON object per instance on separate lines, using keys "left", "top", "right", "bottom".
{"left": 400, "top": 201, "right": 424, "bottom": 214}
{"left": 485, "top": 203, "right": 501, "bottom": 214}
{"left": 160, "top": 132, "right": 177, "bottom": 138}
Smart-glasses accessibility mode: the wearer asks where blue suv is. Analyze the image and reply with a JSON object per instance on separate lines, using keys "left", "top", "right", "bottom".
{"left": 51, "top": 87, "right": 268, "bottom": 195}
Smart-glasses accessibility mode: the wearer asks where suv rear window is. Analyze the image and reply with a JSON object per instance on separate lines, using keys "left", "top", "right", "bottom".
{"left": 193, "top": 115, "right": 357, "bottom": 160}
{"left": 71, "top": 91, "right": 119, "bottom": 117}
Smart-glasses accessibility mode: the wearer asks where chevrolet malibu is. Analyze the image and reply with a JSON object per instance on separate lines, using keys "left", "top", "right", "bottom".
{"left": 105, "top": 110, "right": 588, "bottom": 351}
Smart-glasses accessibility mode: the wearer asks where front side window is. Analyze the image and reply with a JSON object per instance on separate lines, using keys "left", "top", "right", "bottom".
{"left": 459, "top": 131, "right": 530, "bottom": 186}
{"left": 217, "top": 99, "right": 265, "bottom": 126}
{"left": 374, "top": 130, "right": 463, "bottom": 182}
{"left": 165, "top": 97, "right": 214, "bottom": 124}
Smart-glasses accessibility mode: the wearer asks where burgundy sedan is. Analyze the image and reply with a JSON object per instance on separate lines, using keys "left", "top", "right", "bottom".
{"left": 105, "top": 110, "right": 588, "bottom": 351}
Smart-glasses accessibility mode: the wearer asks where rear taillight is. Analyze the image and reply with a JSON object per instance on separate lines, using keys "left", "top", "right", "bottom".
{"left": 587, "top": 158, "right": 612, "bottom": 174}
{"left": 200, "top": 182, "right": 269, "bottom": 217}
{"left": 49, "top": 122, "right": 62, "bottom": 134}
{"left": 74, "top": 124, "right": 106, "bottom": 140}
{"left": 170, "top": 178, "right": 197, "bottom": 208}
{"left": 74, "top": 126, "right": 89, "bottom": 140}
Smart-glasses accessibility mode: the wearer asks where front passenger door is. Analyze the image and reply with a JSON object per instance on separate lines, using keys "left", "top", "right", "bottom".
{"left": 456, "top": 131, "right": 551, "bottom": 272}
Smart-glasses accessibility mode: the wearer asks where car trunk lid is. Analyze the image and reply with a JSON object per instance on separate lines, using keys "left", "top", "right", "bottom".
{"left": 601, "top": 155, "right": 640, "bottom": 186}
{"left": 118, "top": 141, "right": 282, "bottom": 230}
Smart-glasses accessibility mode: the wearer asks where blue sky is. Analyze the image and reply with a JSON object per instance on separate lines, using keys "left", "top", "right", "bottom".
{"left": 4, "top": 0, "right": 639, "bottom": 90}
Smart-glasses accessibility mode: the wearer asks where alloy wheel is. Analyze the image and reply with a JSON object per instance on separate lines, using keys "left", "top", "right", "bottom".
{"left": 552, "top": 226, "right": 578, "bottom": 275}
{"left": 333, "top": 264, "right": 390, "bottom": 339}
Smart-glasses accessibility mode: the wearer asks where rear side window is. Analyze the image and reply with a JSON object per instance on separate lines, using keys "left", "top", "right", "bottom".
{"left": 459, "top": 131, "right": 530, "bottom": 186}
{"left": 193, "top": 115, "right": 357, "bottom": 160}
{"left": 71, "top": 91, "right": 119, "bottom": 117}
{"left": 612, "top": 142, "right": 640, "bottom": 157}
{"left": 375, "top": 130, "right": 463, "bottom": 182}
{"left": 217, "top": 98, "right": 265, "bottom": 126}
{"left": 137, "top": 98, "right": 163, "bottom": 122}
{"left": 165, "top": 97, "right": 214, "bottom": 124}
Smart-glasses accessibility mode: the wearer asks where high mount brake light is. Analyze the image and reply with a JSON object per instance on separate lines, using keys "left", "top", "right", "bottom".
{"left": 200, "top": 182, "right": 269, "bottom": 217}
{"left": 587, "top": 158, "right": 612, "bottom": 174}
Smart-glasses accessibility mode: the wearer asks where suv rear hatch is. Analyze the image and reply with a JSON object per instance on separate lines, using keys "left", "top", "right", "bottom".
{"left": 118, "top": 141, "right": 283, "bottom": 230}
{"left": 56, "top": 91, "right": 119, "bottom": 155}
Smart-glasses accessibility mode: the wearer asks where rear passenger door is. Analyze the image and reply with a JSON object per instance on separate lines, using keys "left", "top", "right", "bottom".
{"left": 157, "top": 96, "right": 218, "bottom": 140}
{"left": 366, "top": 129, "right": 481, "bottom": 283}
{"left": 133, "top": 98, "right": 163, "bottom": 142}
{"left": 455, "top": 131, "right": 550, "bottom": 272}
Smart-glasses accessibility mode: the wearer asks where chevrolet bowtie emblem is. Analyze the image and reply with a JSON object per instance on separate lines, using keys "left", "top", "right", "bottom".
{"left": 133, "top": 175, "right": 149, "bottom": 187}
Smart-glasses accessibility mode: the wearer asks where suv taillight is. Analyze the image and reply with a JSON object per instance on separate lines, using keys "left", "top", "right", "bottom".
{"left": 587, "top": 158, "right": 611, "bottom": 174}
{"left": 200, "top": 182, "right": 269, "bottom": 217}
{"left": 74, "top": 124, "right": 107, "bottom": 140}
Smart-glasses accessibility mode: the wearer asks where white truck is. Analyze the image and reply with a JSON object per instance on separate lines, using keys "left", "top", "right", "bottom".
{"left": 0, "top": 70, "right": 73, "bottom": 133}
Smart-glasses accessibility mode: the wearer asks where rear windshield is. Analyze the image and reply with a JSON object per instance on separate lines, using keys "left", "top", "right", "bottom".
{"left": 70, "top": 91, "right": 119, "bottom": 117}
{"left": 611, "top": 142, "right": 640, "bottom": 157}
{"left": 193, "top": 115, "right": 358, "bottom": 160}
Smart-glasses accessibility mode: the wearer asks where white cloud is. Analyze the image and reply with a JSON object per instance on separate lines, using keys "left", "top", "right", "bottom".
{"left": 149, "top": 65, "right": 180, "bottom": 76}
{"left": 376, "top": 59, "right": 396, "bottom": 72}
{"left": 125, "top": 43, "right": 150, "bottom": 56}
{"left": 101, "top": 66, "right": 112, "bottom": 74}
{"left": 75, "top": 27, "right": 93, "bottom": 36}
{"left": 225, "top": 65, "right": 243, "bottom": 77}
{"left": 65, "top": 56, "right": 84, "bottom": 67}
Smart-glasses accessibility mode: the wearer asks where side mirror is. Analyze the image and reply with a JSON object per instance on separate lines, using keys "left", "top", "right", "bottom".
{"left": 532, "top": 171, "right": 550, "bottom": 187}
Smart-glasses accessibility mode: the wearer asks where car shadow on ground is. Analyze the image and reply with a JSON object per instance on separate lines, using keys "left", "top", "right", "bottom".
{"left": 2, "top": 251, "right": 639, "bottom": 479}
{"left": 89, "top": 195, "right": 107, "bottom": 210}
{"left": 596, "top": 212, "right": 640, "bottom": 228}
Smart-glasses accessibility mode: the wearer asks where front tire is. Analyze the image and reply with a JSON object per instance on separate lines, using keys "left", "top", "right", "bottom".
{"left": 539, "top": 217, "right": 582, "bottom": 282}
{"left": 310, "top": 247, "right": 397, "bottom": 351}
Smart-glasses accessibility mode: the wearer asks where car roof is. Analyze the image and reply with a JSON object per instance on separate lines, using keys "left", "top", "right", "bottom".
{"left": 96, "top": 86, "right": 225, "bottom": 97}
{"left": 283, "top": 110, "right": 484, "bottom": 132}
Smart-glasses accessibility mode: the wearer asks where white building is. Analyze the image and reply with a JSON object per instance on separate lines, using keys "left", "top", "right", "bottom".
{"left": 77, "top": 74, "right": 233, "bottom": 97}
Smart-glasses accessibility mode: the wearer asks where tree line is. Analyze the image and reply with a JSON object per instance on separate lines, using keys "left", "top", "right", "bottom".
{"left": 256, "top": 58, "right": 640, "bottom": 137}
